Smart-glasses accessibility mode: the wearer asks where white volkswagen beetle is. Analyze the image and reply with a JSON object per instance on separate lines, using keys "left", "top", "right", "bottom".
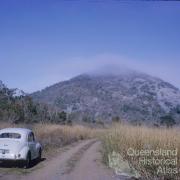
{"left": 0, "top": 128, "right": 42, "bottom": 168}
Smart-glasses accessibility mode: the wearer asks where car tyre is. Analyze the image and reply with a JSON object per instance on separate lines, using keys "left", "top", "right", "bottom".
{"left": 0, "top": 161, "right": 4, "bottom": 167}
{"left": 24, "top": 152, "right": 31, "bottom": 169}
{"left": 38, "top": 149, "right": 42, "bottom": 162}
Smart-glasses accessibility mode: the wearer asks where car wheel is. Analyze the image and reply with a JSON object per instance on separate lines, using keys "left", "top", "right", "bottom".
{"left": 0, "top": 161, "right": 4, "bottom": 167}
{"left": 24, "top": 152, "right": 31, "bottom": 169}
{"left": 38, "top": 149, "right": 42, "bottom": 162}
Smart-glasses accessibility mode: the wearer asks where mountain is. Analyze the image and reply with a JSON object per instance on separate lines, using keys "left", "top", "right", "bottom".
{"left": 31, "top": 70, "right": 180, "bottom": 125}
{"left": 0, "top": 81, "right": 26, "bottom": 97}
{"left": 12, "top": 88, "right": 26, "bottom": 97}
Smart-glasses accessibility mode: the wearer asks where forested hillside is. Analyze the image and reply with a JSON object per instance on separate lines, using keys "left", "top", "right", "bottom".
{"left": 32, "top": 71, "right": 180, "bottom": 126}
{"left": 0, "top": 81, "right": 69, "bottom": 124}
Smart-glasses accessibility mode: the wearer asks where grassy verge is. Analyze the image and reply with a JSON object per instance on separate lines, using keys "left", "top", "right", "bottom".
{"left": 0, "top": 122, "right": 100, "bottom": 175}
{"left": 33, "top": 124, "right": 98, "bottom": 152}
{"left": 0, "top": 123, "right": 98, "bottom": 153}
{"left": 101, "top": 123, "right": 180, "bottom": 179}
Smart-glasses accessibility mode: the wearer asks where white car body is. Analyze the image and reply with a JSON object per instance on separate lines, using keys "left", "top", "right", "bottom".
{"left": 0, "top": 128, "right": 42, "bottom": 162}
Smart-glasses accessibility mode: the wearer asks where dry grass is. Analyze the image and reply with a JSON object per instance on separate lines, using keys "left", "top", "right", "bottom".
{"left": 2, "top": 121, "right": 179, "bottom": 179}
{"left": 101, "top": 123, "right": 180, "bottom": 179}
{"left": 33, "top": 124, "right": 98, "bottom": 151}
{"left": 0, "top": 123, "right": 98, "bottom": 152}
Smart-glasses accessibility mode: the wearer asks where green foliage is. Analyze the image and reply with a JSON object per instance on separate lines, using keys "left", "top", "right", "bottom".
{"left": 92, "top": 120, "right": 96, "bottom": 123}
{"left": 175, "top": 105, "right": 180, "bottom": 114}
{"left": 160, "top": 115, "right": 176, "bottom": 128}
{"left": 96, "top": 119, "right": 104, "bottom": 126}
{"left": 112, "top": 116, "right": 120, "bottom": 123}
{"left": 58, "top": 111, "right": 67, "bottom": 121}
{"left": 153, "top": 123, "right": 160, "bottom": 128}
{"left": 66, "top": 119, "right": 72, "bottom": 125}
{"left": 82, "top": 115, "right": 91, "bottom": 123}
{"left": 0, "top": 86, "right": 68, "bottom": 124}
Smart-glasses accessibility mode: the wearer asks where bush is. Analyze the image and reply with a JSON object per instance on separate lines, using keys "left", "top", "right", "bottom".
{"left": 160, "top": 115, "right": 176, "bottom": 128}
{"left": 112, "top": 116, "right": 120, "bottom": 123}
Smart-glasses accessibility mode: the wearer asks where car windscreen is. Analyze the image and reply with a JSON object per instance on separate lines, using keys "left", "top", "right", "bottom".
{"left": 0, "top": 133, "right": 21, "bottom": 139}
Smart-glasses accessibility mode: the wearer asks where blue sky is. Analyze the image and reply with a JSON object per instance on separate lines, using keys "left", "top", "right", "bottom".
{"left": 0, "top": 1, "right": 180, "bottom": 92}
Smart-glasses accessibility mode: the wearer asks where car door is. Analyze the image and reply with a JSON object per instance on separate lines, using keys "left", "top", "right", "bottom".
{"left": 28, "top": 132, "right": 36, "bottom": 159}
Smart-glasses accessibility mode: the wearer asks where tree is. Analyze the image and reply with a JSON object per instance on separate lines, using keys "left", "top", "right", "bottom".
{"left": 82, "top": 116, "right": 91, "bottom": 123}
{"left": 175, "top": 105, "right": 180, "bottom": 114}
{"left": 57, "top": 111, "right": 67, "bottom": 124}
{"left": 160, "top": 115, "right": 176, "bottom": 128}
{"left": 67, "top": 119, "right": 72, "bottom": 126}
{"left": 112, "top": 116, "right": 120, "bottom": 123}
{"left": 153, "top": 123, "right": 160, "bottom": 128}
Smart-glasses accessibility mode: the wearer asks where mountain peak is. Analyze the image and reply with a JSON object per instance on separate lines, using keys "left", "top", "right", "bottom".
{"left": 12, "top": 88, "right": 26, "bottom": 97}
{"left": 87, "top": 65, "right": 139, "bottom": 77}
{"left": 31, "top": 71, "right": 180, "bottom": 125}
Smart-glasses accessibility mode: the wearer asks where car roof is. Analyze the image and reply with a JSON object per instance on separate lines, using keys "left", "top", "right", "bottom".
{"left": 0, "top": 128, "right": 32, "bottom": 135}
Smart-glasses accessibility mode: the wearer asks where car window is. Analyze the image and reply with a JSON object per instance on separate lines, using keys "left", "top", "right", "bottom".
{"left": 28, "top": 132, "right": 35, "bottom": 142}
{"left": 0, "top": 133, "right": 21, "bottom": 139}
{"left": 32, "top": 132, "right": 35, "bottom": 141}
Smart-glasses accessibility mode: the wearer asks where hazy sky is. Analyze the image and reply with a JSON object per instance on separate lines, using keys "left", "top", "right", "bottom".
{"left": 0, "top": 1, "right": 180, "bottom": 93}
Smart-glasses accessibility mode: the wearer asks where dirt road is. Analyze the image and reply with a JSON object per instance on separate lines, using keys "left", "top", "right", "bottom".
{"left": 0, "top": 140, "right": 131, "bottom": 180}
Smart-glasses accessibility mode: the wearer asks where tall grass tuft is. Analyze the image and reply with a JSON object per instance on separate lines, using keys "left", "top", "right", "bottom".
{"left": 33, "top": 124, "right": 96, "bottom": 151}
{"left": 102, "top": 123, "right": 180, "bottom": 179}
{"left": 0, "top": 123, "right": 97, "bottom": 152}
